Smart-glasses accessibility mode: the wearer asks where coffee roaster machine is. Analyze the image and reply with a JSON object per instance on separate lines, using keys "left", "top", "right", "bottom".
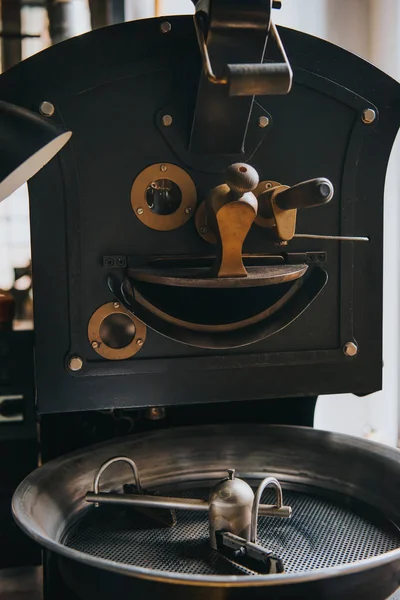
{"left": 1, "top": 1, "right": 400, "bottom": 598}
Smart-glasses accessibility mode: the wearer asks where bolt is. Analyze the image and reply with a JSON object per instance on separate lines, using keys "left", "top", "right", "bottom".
{"left": 136, "top": 338, "right": 144, "bottom": 346}
{"left": 104, "top": 258, "right": 114, "bottom": 267}
{"left": 185, "top": 207, "right": 192, "bottom": 215}
{"left": 146, "top": 406, "right": 166, "bottom": 420}
{"left": 233, "top": 547, "right": 246, "bottom": 558}
{"left": 116, "top": 258, "right": 125, "bottom": 266}
{"left": 113, "top": 302, "right": 120, "bottom": 308}
{"left": 362, "top": 108, "right": 376, "bottom": 124}
{"left": 160, "top": 21, "right": 171, "bottom": 34}
{"left": 39, "top": 101, "right": 55, "bottom": 117}
{"left": 160, "top": 164, "right": 168, "bottom": 172}
{"left": 200, "top": 225, "right": 208, "bottom": 235}
{"left": 227, "top": 469, "right": 235, "bottom": 480}
{"left": 343, "top": 342, "right": 358, "bottom": 357}
{"left": 258, "top": 115, "right": 270, "bottom": 128}
{"left": 137, "top": 207, "right": 144, "bottom": 215}
{"left": 68, "top": 356, "right": 83, "bottom": 371}
{"left": 162, "top": 114, "right": 173, "bottom": 127}
{"left": 91, "top": 341, "right": 100, "bottom": 349}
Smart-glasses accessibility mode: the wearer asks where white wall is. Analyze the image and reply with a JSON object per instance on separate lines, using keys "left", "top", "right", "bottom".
{"left": 275, "top": 1, "right": 400, "bottom": 446}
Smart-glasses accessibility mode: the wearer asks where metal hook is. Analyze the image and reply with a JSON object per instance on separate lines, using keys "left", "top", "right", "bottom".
{"left": 250, "top": 476, "right": 284, "bottom": 543}
{"left": 93, "top": 456, "right": 143, "bottom": 506}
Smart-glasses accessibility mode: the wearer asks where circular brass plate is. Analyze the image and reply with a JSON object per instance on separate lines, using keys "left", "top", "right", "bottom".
{"left": 88, "top": 302, "right": 146, "bottom": 360}
{"left": 195, "top": 201, "right": 217, "bottom": 244}
{"left": 131, "top": 163, "right": 197, "bottom": 231}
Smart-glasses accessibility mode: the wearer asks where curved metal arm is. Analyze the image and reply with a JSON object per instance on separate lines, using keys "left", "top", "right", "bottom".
{"left": 93, "top": 456, "right": 143, "bottom": 496}
{"left": 250, "top": 476, "right": 283, "bottom": 543}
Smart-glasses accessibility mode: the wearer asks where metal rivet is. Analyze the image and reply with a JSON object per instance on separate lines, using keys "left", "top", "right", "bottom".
{"left": 39, "top": 101, "right": 55, "bottom": 117}
{"left": 185, "top": 207, "right": 192, "bottom": 215}
{"left": 146, "top": 406, "right": 166, "bottom": 420}
{"left": 113, "top": 302, "right": 120, "bottom": 308}
{"left": 68, "top": 356, "right": 83, "bottom": 371}
{"left": 136, "top": 338, "right": 144, "bottom": 346}
{"left": 162, "top": 114, "right": 173, "bottom": 127}
{"left": 160, "top": 21, "right": 171, "bottom": 34}
{"left": 265, "top": 182, "right": 273, "bottom": 189}
{"left": 160, "top": 164, "right": 168, "bottom": 172}
{"left": 91, "top": 341, "right": 100, "bottom": 349}
{"left": 200, "top": 226, "right": 208, "bottom": 235}
{"left": 258, "top": 115, "right": 270, "bottom": 128}
{"left": 137, "top": 207, "right": 144, "bottom": 215}
{"left": 362, "top": 108, "right": 376, "bottom": 124}
{"left": 343, "top": 342, "right": 358, "bottom": 357}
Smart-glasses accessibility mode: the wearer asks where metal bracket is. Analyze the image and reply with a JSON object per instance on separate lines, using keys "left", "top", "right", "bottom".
{"left": 189, "top": 0, "right": 292, "bottom": 155}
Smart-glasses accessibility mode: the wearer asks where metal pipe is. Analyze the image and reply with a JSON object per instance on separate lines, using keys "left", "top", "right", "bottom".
{"left": 85, "top": 491, "right": 292, "bottom": 518}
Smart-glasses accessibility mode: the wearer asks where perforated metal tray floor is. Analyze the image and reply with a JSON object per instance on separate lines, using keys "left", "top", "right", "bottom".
{"left": 63, "top": 486, "right": 400, "bottom": 577}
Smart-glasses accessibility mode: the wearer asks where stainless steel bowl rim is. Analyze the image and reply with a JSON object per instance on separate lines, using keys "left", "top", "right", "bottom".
{"left": 12, "top": 424, "right": 400, "bottom": 587}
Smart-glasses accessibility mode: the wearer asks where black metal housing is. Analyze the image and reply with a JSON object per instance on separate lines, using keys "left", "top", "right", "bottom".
{"left": 0, "top": 17, "right": 398, "bottom": 413}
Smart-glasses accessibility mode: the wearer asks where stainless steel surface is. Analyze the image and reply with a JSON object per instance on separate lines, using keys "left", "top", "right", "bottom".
{"left": 93, "top": 456, "right": 143, "bottom": 496}
{"left": 251, "top": 476, "right": 286, "bottom": 543}
{"left": 86, "top": 491, "right": 209, "bottom": 511}
{"left": 86, "top": 489, "right": 291, "bottom": 518}
{"left": 66, "top": 485, "right": 400, "bottom": 575}
{"left": 12, "top": 424, "right": 400, "bottom": 590}
{"left": 209, "top": 470, "right": 254, "bottom": 549}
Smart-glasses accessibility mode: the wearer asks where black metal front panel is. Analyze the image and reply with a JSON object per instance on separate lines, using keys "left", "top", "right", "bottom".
{"left": 0, "top": 18, "right": 398, "bottom": 412}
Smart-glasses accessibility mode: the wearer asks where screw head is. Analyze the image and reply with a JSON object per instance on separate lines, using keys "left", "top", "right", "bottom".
{"left": 68, "top": 356, "right": 83, "bottom": 371}
{"left": 185, "top": 207, "right": 192, "bottom": 215}
{"left": 258, "top": 115, "right": 270, "bottom": 128}
{"left": 160, "top": 21, "right": 171, "bottom": 34}
{"left": 113, "top": 302, "right": 120, "bottom": 308}
{"left": 162, "top": 114, "right": 173, "bottom": 127}
{"left": 362, "top": 108, "right": 376, "bottom": 124}
{"left": 91, "top": 341, "right": 100, "bottom": 349}
{"left": 344, "top": 342, "right": 358, "bottom": 357}
{"left": 136, "top": 338, "right": 144, "bottom": 346}
{"left": 39, "top": 101, "right": 55, "bottom": 117}
{"left": 146, "top": 406, "right": 166, "bottom": 420}
{"left": 160, "top": 164, "right": 168, "bottom": 172}
{"left": 200, "top": 225, "right": 208, "bottom": 235}
{"left": 137, "top": 207, "right": 144, "bottom": 215}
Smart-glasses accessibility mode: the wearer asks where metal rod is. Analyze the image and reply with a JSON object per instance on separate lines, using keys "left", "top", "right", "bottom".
{"left": 193, "top": 14, "right": 227, "bottom": 85}
{"left": 85, "top": 491, "right": 292, "bottom": 518}
{"left": 94, "top": 457, "right": 143, "bottom": 495}
{"left": 251, "top": 477, "right": 285, "bottom": 543}
{"left": 86, "top": 492, "right": 209, "bottom": 511}
{"left": 294, "top": 234, "right": 369, "bottom": 242}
